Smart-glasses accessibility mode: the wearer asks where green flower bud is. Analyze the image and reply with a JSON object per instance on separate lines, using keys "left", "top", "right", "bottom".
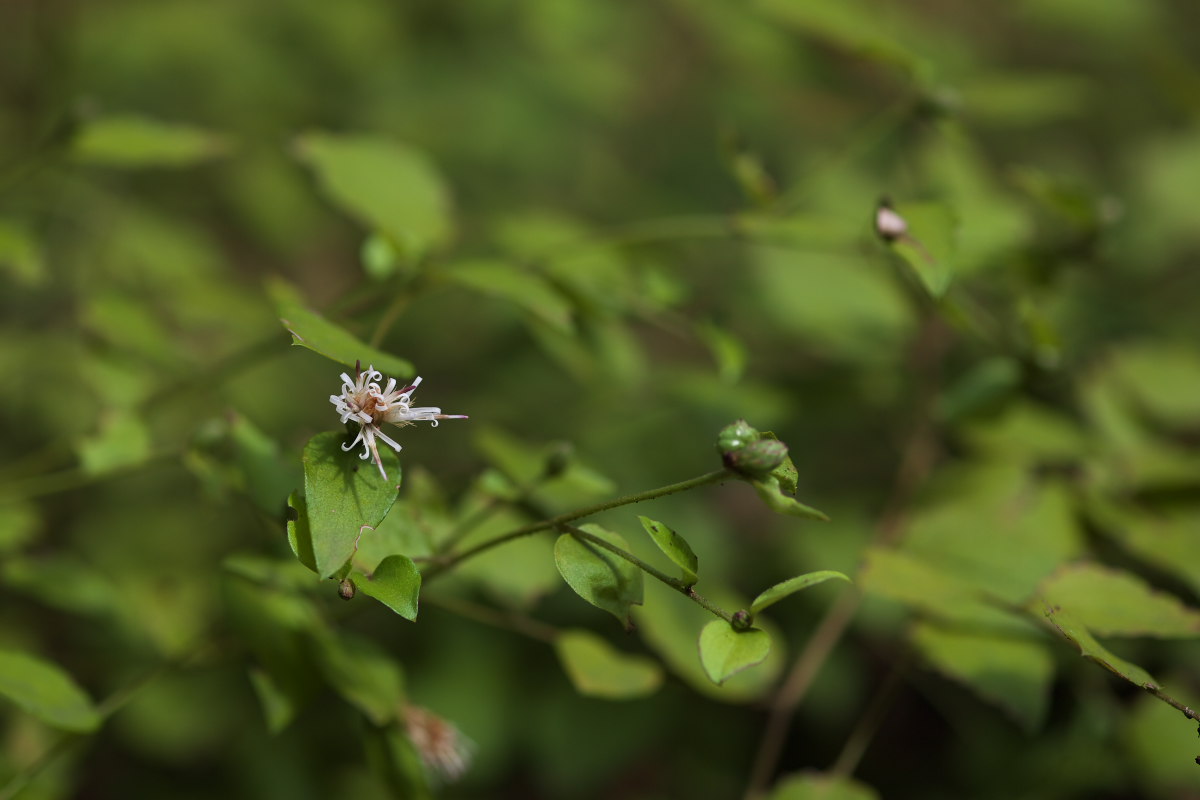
{"left": 726, "top": 439, "right": 788, "bottom": 477}
{"left": 716, "top": 420, "right": 760, "bottom": 454}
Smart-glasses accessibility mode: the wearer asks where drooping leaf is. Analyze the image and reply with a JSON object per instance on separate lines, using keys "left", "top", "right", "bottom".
{"left": 1039, "top": 563, "right": 1200, "bottom": 638}
{"left": 554, "top": 526, "right": 643, "bottom": 629}
{"left": 859, "top": 548, "right": 1032, "bottom": 634}
{"left": 309, "top": 632, "right": 405, "bottom": 726}
{"left": 912, "top": 622, "right": 1053, "bottom": 732}
{"left": 302, "top": 432, "right": 401, "bottom": 578}
{"left": 751, "top": 475, "right": 829, "bottom": 521}
{"left": 750, "top": 571, "right": 851, "bottom": 617}
{"left": 554, "top": 629, "right": 663, "bottom": 700}
{"left": 638, "top": 516, "right": 698, "bottom": 586}
{"left": 269, "top": 277, "right": 414, "bottom": 377}
{"left": 353, "top": 554, "right": 421, "bottom": 621}
{"left": 294, "top": 131, "right": 452, "bottom": 260}
{"left": 248, "top": 667, "right": 296, "bottom": 734}
{"left": 1042, "top": 605, "right": 1156, "bottom": 688}
{"left": 0, "top": 650, "right": 101, "bottom": 732}
{"left": 441, "top": 259, "right": 573, "bottom": 333}
{"left": 71, "top": 114, "right": 230, "bottom": 167}
{"left": 767, "top": 772, "right": 881, "bottom": 800}
{"left": 77, "top": 412, "right": 152, "bottom": 476}
{"left": 885, "top": 201, "right": 956, "bottom": 298}
{"left": 698, "top": 620, "right": 771, "bottom": 685}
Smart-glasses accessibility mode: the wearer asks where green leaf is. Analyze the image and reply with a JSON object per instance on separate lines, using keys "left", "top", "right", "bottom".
{"left": 0, "top": 220, "right": 45, "bottom": 286}
{"left": 1042, "top": 604, "right": 1157, "bottom": 688}
{"left": 310, "top": 632, "right": 405, "bottom": 726}
{"left": 767, "top": 772, "right": 881, "bottom": 800}
{"left": 695, "top": 320, "right": 747, "bottom": 383}
{"left": 0, "top": 500, "right": 40, "bottom": 555}
{"left": 247, "top": 667, "right": 296, "bottom": 734}
{"left": 442, "top": 259, "right": 573, "bottom": 333}
{"left": 269, "top": 277, "right": 414, "bottom": 377}
{"left": 77, "top": 412, "right": 152, "bottom": 476}
{"left": 886, "top": 201, "right": 956, "bottom": 298}
{"left": 698, "top": 620, "right": 771, "bottom": 685}
{"left": 294, "top": 131, "right": 452, "bottom": 260}
{"left": 1039, "top": 563, "right": 1200, "bottom": 638}
{"left": 353, "top": 555, "right": 421, "bottom": 621}
{"left": 911, "top": 622, "right": 1053, "bottom": 732}
{"left": 0, "top": 650, "right": 101, "bottom": 732}
{"left": 637, "top": 516, "right": 698, "bottom": 585}
{"left": 71, "top": 114, "right": 230, "bottom": 167}
{"left": 859, "top": 548, "right": 1032, "bottom": 634}
{"left": 302, "top": 432, "right": 401, "bottom": 578}
{"left": 554, "top": 526, "right": 644, "bottom": 629}
{"left": 750, "top": 571, "right": 850, "bottom": 617}
{"left": 750, "top": 475, "right": 829, "bottom": 521}
{"left": 554, "top": 629, "right": 663, "bottom": 700}
{"left": 285, "top": 491, "right": 318, "bottom": 574}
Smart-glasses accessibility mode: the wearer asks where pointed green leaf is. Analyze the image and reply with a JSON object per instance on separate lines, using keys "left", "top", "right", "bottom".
{"left": 442, "top": 259, "right": 573, "bottom": 333}
{"left": 638, "top": 516, "right": 698, "bottom": 585}
{"left": 269, "top": 278, "right": 414, "bottom": 377}
{"left": 750, "top": 475, "right": 829, "bottom": 521}
{"left": 554, "top": 629, "right": 663, "bottom": 700}
{"left": 248, "top": 667, "right": 296, "bottom": 734}
{"left": 911, "top": 621, "right": 1053, "bottom": 732}
{"left": 554, "top": 526, "right": 643, "bottom": 629}
{"left": 353, "top": 555, "right": 421, "bottom": 621}
{"left": 302, "top": 432, "right": 401, "bottom": 578}
{"left": 750, "top": 571, "right": 851, "bottom": 617}
{"left": 698, "top": 620, "right": 771, "bottom": 685}
{"left": 1043, "top": 604, "right": 1156, "bottom": 688}
{"left": 71, "top": 114, "right": 230, "bottom": 167}
{"left": 310, "top": 633, "right": 405, "bottom": 726}
{"left": 0, "top": 650, "right": 101, "bottom": 732}
{"left": 886, "top": 201, "right": 955, "bottom": 297}
{"left": 1040, "top": 563, "right": 1200, "bottom": 638}
{"left": 294, "top": 131, "right": 452, "bottom": 260}
{"left": 767, "top": 772, "right": 881, "bottom": 800}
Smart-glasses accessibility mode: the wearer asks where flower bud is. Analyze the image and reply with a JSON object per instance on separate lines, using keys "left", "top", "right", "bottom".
{"left": 725, "top": 439, "right": 788, "bottom": 477}
{"left": 716, "top": 420, "right": 760, "bottom": 454}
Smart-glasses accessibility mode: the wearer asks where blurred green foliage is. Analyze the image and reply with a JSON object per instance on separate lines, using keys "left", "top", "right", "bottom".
{"left": 3, "top": 0, "right": 1200, "bottom": 798}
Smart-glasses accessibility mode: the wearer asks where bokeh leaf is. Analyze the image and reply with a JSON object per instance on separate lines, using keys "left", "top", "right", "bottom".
{"left": 309, "top": 632, "right": 405, "bottom": 726}
{"left": 698, "top": 620, "right": 771, "bottom": 685}
{"left": 71, "top": 114, "right": 230, "bottom": 167}
{"left": 0, "top": 650, "right": 101, "bottom": 732}
{"left": 912, "top": 622, "right": 1053, "bottom": 732}
{"left": 767, "top": 772, "right": 881, "bottom": 800}
{"left": 1039, "top": 563, "right": 1200, "bottom": 638}
{"left": 554, "top": 629, "right": 663, "bottom": 700}
{"left": 302, "top": 432, "right": 401, "bottom": 578}
{"left": 295, "top": 131, "right": 452, "bottom": 259}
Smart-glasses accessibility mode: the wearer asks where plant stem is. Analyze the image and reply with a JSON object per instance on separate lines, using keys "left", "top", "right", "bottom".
{"left": 828, "top": 648, "right": 910, "bottom": 779}
{"left": 422, "top": 469, "right": 730, "bottom": 581}
{"left": 562, "top": 524, "right": 733, "bottom": 623}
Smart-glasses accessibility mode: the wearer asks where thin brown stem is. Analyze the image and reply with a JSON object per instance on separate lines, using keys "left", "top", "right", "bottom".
{"left": 422, "top": 470, "right": 730, "bottom": 581}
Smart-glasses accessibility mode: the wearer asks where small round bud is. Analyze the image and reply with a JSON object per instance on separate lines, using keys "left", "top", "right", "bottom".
{"left": 541, "top": 442, "right": 573, "bottom": 479}
{"left": 731, "top": 610, "right": 752, "bottom": 631}
{"left": 726, "top": 439, "right": 788, "bottom": 477}
{"left": 717, "top": 420, "right": 760, "bottom": 454}
{"left": 338, "top": 578, "right": 356, "bottom": 600}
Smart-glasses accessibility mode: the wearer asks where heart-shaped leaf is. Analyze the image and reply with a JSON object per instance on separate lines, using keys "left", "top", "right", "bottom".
{"left": 698, "top": 620, "right": 771, "bottom": 685}
{"left": 554, "top": 629, "right": 662, "bottom": 699}
{"left": 354, "top": 555, "right": 421, "bottom": 621}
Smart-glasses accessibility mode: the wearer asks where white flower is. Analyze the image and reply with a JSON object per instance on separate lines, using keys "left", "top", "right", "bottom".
{"left": 329, "top": 362, "right": 467, "bottom": 480}
{"left": 404, "top": 704, "right": 472, "bottom": 783}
